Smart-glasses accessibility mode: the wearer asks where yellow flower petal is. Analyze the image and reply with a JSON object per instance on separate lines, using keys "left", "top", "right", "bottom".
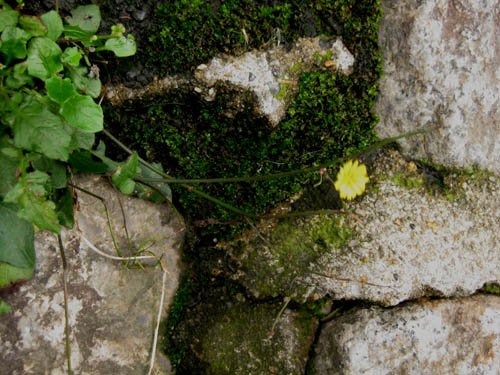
{"left": 334, "top": 160, "right": 369, "bottom": 200}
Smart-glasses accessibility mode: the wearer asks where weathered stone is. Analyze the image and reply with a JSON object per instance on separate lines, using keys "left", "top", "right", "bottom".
{"left": 175, "top": 298, "right": 318, "bottom": 375}
{"left": 194, "top": 36, "right": 355, "bottom": 125}
{"left": 0, "top": 175, "right": 184, "bottom": 375}
{"left": 375, "top": 0, "right": 500, "bottom": 173}
{"left": 222, "top": 149, "right": 500, "bottom": 306}
{"left": 311, "top": 295, "right": 500, "bottom": 375}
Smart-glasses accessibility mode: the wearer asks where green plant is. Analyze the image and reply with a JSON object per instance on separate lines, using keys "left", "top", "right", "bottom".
{"left": 0, "top": 1, "right": 138, "bottom": 311}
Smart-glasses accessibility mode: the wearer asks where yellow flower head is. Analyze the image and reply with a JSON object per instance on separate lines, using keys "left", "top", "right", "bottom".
{"left": 334, "top": 160, "right": 369, "bottom": 200}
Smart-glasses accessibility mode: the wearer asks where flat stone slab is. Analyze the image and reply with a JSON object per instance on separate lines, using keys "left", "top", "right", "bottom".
{"left": 0, "top": 175, "right": 184, "bottom": 375}
{"left": 223, "top": 149, "right": 500, "bottom": 306}
{"left": 375, "top": 0, "right": 500, "bottom": 173}
{"left": 308, "top": 150, "right": 500, "bottom": 305}
{"left": 311, "top": 294, "right": 500, "bottom": 375}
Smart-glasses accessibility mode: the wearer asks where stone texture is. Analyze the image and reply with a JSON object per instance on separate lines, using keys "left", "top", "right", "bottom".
{"left": 0, "top": 175, "right": 184, "bottom": 375}
{"left": 175, "top": 297, "right": 318, "bottom": 375}
{"left": 222, "top": 149, "right": 500, "bottom": 306}
{"left": 311, "top": 294, "right": 500, "bottom": 375}
{"left": 375, "top": 0, "right": 500, "bottom": 173}
{"left": 195, "top": 36, "right": 355, "bottom": 125}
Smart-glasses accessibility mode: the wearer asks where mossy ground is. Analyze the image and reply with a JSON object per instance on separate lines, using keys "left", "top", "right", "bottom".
{"left": 103, "top": 1, "right": 383, "bottom": 372}
{"left": 104, "top": 0, "right": 382, "bottom": 242}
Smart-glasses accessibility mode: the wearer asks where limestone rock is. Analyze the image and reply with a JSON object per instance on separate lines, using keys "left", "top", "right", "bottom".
{"left": 375, "top": 0, "right": 500, "bottom": 173}
{"left": 195, "top": 37, "right": 355, "bottom": 125}
{"left": 223, "top": 149, "right": 500, "bottom": 306}
{"left": 311, "top": 295, "right": 500, "bottom": 375}
{"left": 0, "top": 175, "right": 184, "bottom": 375}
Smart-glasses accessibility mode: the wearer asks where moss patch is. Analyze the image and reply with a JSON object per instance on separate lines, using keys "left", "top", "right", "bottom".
{"left": 170, "top": 297, "right": 318, "bottom": 375}
{"left": 228, "top": 216, "right": 354, "bottom": 299}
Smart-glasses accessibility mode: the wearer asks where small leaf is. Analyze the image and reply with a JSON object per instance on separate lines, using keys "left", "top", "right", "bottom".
{"left": 0, "top": 261, "right": 34, "bottom": 288}
{"left": 55, "top": 187, "right": 74, "bottom": 229}
{"left": 19, "top": 195, "right": 60, "bottom": 234}
{"left": 67, "top": 5, "right": 101, "bottom": 34}
{"left": 68, "top": 150, "right": 110, "bottom": 174}
{"left": 62, "top": 25, "right": 93, "bottom": 39}
{"left": 104, "top": 35, "right": 136, "bottom": 57}
{"left": 41, "top": 10, "right": 63, "bottom": 41}
{"left": 68, "top": 65, "right": 101, "bottom": 98}
{"left": 32, "top": 156, "right": 67, "bottom": 189}
{"left": 0, "top": 26, "right": 31, "bottom": 64}
{"left": 19, "top": 15, "right": 47, "bottom": 37}
{"left": 13, "top": 97, "right": 72, "bottom": 161}
{"left": 46, "top": 76, "right": 76, "bottom": 104}
{"left": 5, "top": 61, "right": 33, "bottom": 89}
{"left": 0, "top": 9, "right": 19, "bottom": 32}
{"left": 68, "top": 128, "right": 95, "bottom": 151}
{"left": 0, "top": 137, "right": 19, "bottom": 199}
{"left": 0, "top": 202, "right": 35, "bottom": 269}
{"left": 0, "top": 300, "right": 11, "bottom": 315}
{"left": 61, "top": 94, "right": 103, "bottom": 133}
{"left": 61, "top": 46, "right": 82, "bottom": 66}
{"left": 135, "top": 162, "right": 172, "bottom": 203}
{"left": 112, "top": 152, "right": 140, "bottom": 195}
{"left": 27, "top": 37, "right": 63, "bottom": 80}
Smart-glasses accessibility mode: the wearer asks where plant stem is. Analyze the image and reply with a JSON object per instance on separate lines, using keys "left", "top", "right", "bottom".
{"left": 102, "top": 129, "right": 256, "bottom": 218}
{"left": 134, "top": 129, "right": 430, "bottom": 185}
{"left": 57, "top": 234, "right": 72, "bottom": 375}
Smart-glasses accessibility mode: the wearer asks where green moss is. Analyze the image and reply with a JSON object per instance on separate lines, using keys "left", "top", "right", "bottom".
{"left": 234, "top": 216, "right": 354, "bottom": 298}
{"left": 199, "top": 302, "right": 316, "bottom": 375}
{"left": 391, "top": 173, "right": 425, "bottom": 190}
{"left": 162, "top": 272, "right": 197, "bottom": 368}
{"left": 147, "top": 0, "right": 382, "bottom": 80}
{"left": 481, "top": 283, "right": 500, "bottom": 295}
{"left": 148, "top": 0, "right": 294, "bottom": 75}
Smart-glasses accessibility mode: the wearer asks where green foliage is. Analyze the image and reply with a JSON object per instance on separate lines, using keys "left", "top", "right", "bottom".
{"left": 0, "top": 3, "right": 138, "bottom": 287}
{"left": 0, "top": 202, "right": 35, "bottom": 269}
{"left": 0, "top": 300, "right": 11, "bottom": 315}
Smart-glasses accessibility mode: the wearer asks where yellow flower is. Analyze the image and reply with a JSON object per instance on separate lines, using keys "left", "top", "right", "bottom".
{"left": 334, "top": 160, "right": 369, "bottom": 200}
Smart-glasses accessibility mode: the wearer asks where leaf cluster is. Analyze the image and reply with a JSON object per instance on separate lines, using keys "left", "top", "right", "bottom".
{"left": 0, "top": 2, "right": 140, "bottom": 309}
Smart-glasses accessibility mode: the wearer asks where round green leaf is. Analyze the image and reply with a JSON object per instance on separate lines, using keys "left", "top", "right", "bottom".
{"left": 62, "top": 46, "right": 82, "bottom": 66}
{"left": 0, "top": 10, "right": 19, "bottom": 32}
{"left": 19, "top": 15, "right": 47, "bottom": 37}
{"left": 61, "top": 94, "right": 103, "bottom": 133}
{"left": 0, "top": 26, "right": 31, "bottom": 64}
{"left": 27, "top": 37, "right": 63, "bottom": 80}
{"left": 68, "top": 5, "right": 101, "bottom": 33}
{"left": 104, "top": 36, "right": 136, "bottom": 57}
{"left": 0, "top": 202, "right": 35, "bottom": 269}
{"left": 41, "top": 10, "right": 63, "bottom": 41}
{"left": 46, "top": 76, "right": 76, "bottom": 104}
{"left": 13, "top": 97, "right": 72, "bottom": 161}
{"left": 0, "top": 262, "right": 34, "bottom": 288}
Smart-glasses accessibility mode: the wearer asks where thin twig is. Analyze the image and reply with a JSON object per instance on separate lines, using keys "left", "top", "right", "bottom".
{"left": 147, "top": 265, "right": 168, "bottom": 375}
{"left": 57, "top": 234, "right": 72, "bottom": 375}
{"left": 69, "top": 182, "right": 124, "bottom": 257}
{"left": 78, "top": 232, "right": 157, "bottom": 261}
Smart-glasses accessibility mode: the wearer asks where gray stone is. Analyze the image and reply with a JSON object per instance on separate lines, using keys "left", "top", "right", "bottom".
{"left": 375, "top": 0, "right": 500, "bottom": 173}
{"left": 221, "top": 149, "right": 500, "bottom": 306}
{"left": 195, "top": 37, "right": 355, "bottom": 125}
{"left": 311, "top": 294, "right": 500, "bottom": 375}
{"left": 0, "top": 175, "right": 184, "bottom": 375}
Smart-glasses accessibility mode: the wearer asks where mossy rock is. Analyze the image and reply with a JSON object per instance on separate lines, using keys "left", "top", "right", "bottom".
{"left": 223, "top": 214, "right": 355, "bottom": 299}
{"left": 170, "top": 296, "right": 318, "bottom": 375}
